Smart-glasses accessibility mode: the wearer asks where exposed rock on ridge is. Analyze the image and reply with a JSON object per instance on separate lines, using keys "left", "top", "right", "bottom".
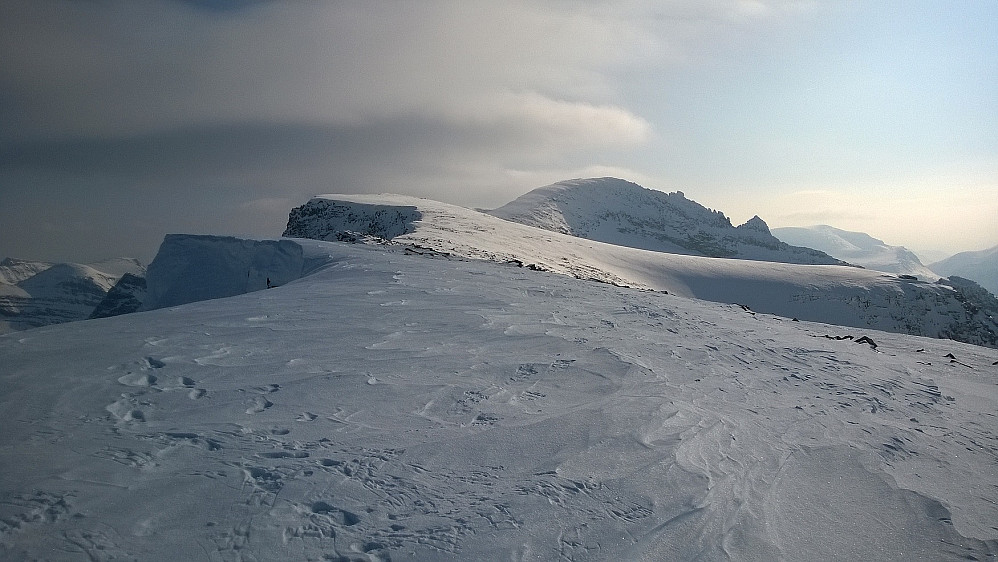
{"left": 283, "top": 191, "right": 998, "bottom": 348}
{"left": 488, "top": 178, "right": 846, "bottom": 265}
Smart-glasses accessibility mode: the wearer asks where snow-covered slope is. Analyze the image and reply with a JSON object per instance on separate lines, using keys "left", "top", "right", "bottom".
{"left": 0, "top": 257, "right": 146, "bottom": 333}
{"left": 2, "top": 239, "right": 996, "bottom": 560}
{"left": 285, "top": 194, "right": 998, "bottom": 348}
{"left": 0, "top": 257, "right": 148, "bottom": 334}
{"left": 90, "top": 273, "right": 147, "bottom": 319}
{"left": 0, "top": 258, "right": 53, "bottom": 285}
{"left": 487, "top": 178, "right": 844, "bottom": 265}
{"left": 930, "top": 245, "right": 998, "bottom": 295}
{"left": 772, "top": 225, "right": 940, "bottom": 280}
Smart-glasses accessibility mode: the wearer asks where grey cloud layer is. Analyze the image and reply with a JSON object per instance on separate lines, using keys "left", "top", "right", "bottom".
{"left": 6, "top": 1, "right": 991, "bottom": 262}
{"left": 1, "top": 1, "right": 656, "bottom": 140}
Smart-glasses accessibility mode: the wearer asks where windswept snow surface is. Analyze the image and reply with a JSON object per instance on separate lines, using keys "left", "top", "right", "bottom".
{"left": 772, "top": 225, "right": 940, "bottom": 280}
{"left": 2, "top": 238, "right": 997, "bottom": 561}
{"left": 286, "top": 194, "right": 998, "bottom": 347}
{"left": 487, "top": 178, "right": 844, "bottom": 265}
{"left": 931, "top": 245, "right": 998, "bottom": 296}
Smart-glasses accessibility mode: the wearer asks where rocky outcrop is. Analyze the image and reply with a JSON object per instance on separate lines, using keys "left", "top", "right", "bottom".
{"left": 90, "top": 273, "right": 147, "bottom": 319}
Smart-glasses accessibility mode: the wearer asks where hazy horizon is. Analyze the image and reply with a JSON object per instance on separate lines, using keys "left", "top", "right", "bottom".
{"left": 2, "top": 1, "right": 995, "bottom": 264}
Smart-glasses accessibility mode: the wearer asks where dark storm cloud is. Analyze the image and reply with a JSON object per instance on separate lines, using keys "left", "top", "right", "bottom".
{"left": 0, "top": 111, "right": 647, "bottom": 263}
{"left": 0, "top": 122, "right": 425, "bottom": 180}
{"left": 0, "top": 0, "right": 654, "bottom": 263}
{"left": 3, "top": 0, "right": 994, "bottom": 262}
{"left": 0, "top": 109, "right": 641, "bottom": 192}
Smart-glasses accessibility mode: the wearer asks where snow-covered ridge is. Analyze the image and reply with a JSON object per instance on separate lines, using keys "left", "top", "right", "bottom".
{"left": 283, "top": 193, "right": 998, "bottom": 348}
{"left": 772, "top": 224, "right": 940, "bottom": 280}
{"left": 3, "top": 238, "right": 996, "bottom": 560}
{"left": 487, "top": 177, "right": 845, "bottom": 265}
{"left": 930, "top": 244, "right": 998, "bottom": 295}
{"left": 0, "top": 257, "right": 144, "bottom": 333}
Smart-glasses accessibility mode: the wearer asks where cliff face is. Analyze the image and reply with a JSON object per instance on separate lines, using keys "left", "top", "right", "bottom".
{"left": 90, "top": 273, "right": 147, "bottom": 319}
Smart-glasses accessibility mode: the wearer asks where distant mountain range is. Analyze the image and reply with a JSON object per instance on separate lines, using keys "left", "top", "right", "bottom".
{"left": 283, "top": 188, "right": 998, "bottom": 348}
{"left": 4, "top": 177, "right": 994, "bottom": 346}
{"left": 8, "top": 205, "right": 998, "bottom": 561}
{"left": 487, "top": 177, "right": 846, "bottom": 266}
{"left": 929, "top": 245, "right": 998, "bottom": 295}
{"left": 771, "top": 225, "right": 939, "bottom": 280}
{"left": 0, "top": 257, "right": 144, "bottom": 333}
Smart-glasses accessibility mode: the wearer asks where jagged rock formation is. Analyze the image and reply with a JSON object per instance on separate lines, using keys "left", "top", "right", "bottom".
{"left": 284, "top": 199, "right": 421, "bottom": 242}
{"left": 488, "top": 177, "right": 846, "bottom": 265}
{"left": 934, "top": 276, "right": 998, "bottom": 345}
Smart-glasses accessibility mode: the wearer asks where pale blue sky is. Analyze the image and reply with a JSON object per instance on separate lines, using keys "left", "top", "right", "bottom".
{"left": 1, "top": 1, "right": 995, "bottom": 263}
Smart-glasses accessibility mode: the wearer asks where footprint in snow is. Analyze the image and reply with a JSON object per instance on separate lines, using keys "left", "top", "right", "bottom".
{"left": 117, "top": 372, "right": 157, "bottom": 387}
{"left": 246, "top": 396, "right": 273, "bottom": 414}
{"left": 143, "top": 356, "right": 166, "bottom": 369}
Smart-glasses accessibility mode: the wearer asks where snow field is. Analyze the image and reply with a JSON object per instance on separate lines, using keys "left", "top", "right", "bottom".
{"left": 2, "top": 240, "right": 996, "bottom": 560}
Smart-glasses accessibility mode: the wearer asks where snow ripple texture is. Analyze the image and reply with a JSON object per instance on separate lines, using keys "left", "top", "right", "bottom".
{"left": 1, "top": 241, "right": 996, "bottom": 561}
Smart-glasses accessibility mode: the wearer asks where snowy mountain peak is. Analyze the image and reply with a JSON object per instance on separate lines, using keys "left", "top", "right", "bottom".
{"left": 0, "top": 257, "right": 52, "bottom": 285}
{"left": 930, "top": 244, "right": 998, "bottom": 295}
{"left": 737, "top": 215, "right": 770, "bottom": 233}
{"left": 283, "top": 192, "right": 998, "bottom": 348}
{"left": 772, "top": 225, "right": 940, "bottom": 280}
{"left": 0, "top": 257, "right": 145, "bottom": 334}
{"left": 487, "top": 178, "right": 843, "bottom": 265}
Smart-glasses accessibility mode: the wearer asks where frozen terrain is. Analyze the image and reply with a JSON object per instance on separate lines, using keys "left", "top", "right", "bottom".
{"left": 286, "top": 194, "right": 998, "bottom": 348}
{"left": 931, "top": 245, "right": 998, "bottom": 296}
{"left": 488, "top": 178, "right": 845, "bottom": 265}
{"left": 0, "top": 257, "right": 145, "bottom": 334}
{"left": 2, "top": 237, "right": 997, "bottom": 561}
{"left": 772, "top": 225, "right": 940, "bottom": 280}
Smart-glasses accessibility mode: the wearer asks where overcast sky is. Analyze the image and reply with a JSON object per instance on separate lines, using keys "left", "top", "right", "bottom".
{"left": 2, "top": 0, "right": 995, "bottom": 264}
